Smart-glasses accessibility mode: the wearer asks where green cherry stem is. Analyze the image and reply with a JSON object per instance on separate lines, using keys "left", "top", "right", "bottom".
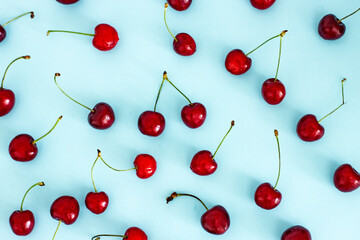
{"left": 338, "top": 8, "right": 360, "bottom": 22}
{"left": 91, "top": 150, "right": 102, "bottom": 193}
{"left": 274, "top": 30, "right": 287, "bottom": 82}
{"left": 246, "top": 30, "right": 287, "bottom": 56}
{"left": 20, "top": 182, "right": 45, "bottom": 212}
{"left": 52, "top": 221, "right": 62, "bottom": 240}
{"left": 163, "top": 71, "right": 193, "bottom": 105}
{"left": 212, "top": 120, "right": 235, "bottom": 159}
{"left": 1, "top": 55, "right": 30, "bottom": 89}
{"left": 166, "top": 192, "right": 209, "bottom": 211}
{"left": 154, "top": 72, "right": 166, "bottom": 112}
{"left": 32, "top": 116, "right": 62, "bottom": 145}
{"left": 273, "top": 130, "right": 281, "bottom": 190}
{"left": 54, "top": 73, "right": 94, "bottom": 112}
{"left": 98, "top": 150, "right": 137, "bottom": 173}
{"left": 164, "top": 3, "right": 177, "bottom": 42}
{"left": 47, "top": 30, "right": 95, "bottom": 37}
{"left": 318, "top": 78, "right": 347, "bottom": 123}
{"left": 91, "top": 234, "right": 126, "bottom": 240}
{"left": 2, "top": 11, "right": 34, "bottom": 27}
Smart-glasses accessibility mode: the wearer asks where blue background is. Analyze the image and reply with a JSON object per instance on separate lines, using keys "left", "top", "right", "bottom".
{"left": 1, "top": 0, "right": 360, "bottom": 239}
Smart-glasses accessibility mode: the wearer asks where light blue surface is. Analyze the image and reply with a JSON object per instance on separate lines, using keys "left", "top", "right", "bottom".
{"left": 1, "top": 0, "right": 360, "bottom": 239}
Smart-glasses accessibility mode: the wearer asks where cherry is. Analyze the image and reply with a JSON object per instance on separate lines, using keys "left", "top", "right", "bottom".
{"left": 50, "top": 196, "right": 80, "bottom": 240}
{"left": 9, "top": 116, "right": 62, "bottom": 161}
{"left": 167, "top": 0, "right": 192, "bottom": 11}
{"left": 167, "top": 192, "right": 230, "bottom": 235}
{"left": 297, "top": 78, "right": 346, "bottom": 142}
{"left": 163, "top": 71, "right": 206, "bottom": 128}
{"left": 47, "top": 23, "right": 119, "bottom": 51}
{"left": 225, "top": 30, "right": 286, "bottom": 75}
{"left": 333, "top": 164, "right": 360, "bottom": 192}
{"left": 56, "top": 0, "right": 80, "bottom": 4}
{"left": 250, "top": 0, "right": 276, "bottom": 10}
{"left": 9, "top": 182, "right": 45, "bottom": 236}
{"left": 261, "top": 31, "right": 287, "bottom": 105}
{"left": 191, "top": 121, "right": 235, "bottom": 176}
{"left": 54, "top": 73, "right": 115, "bottom": 130}
{"left": 281, "top": 225, "right": 312, "bottom": 240}
{"left": 92, "top": 227, "right": 148, "bottom": 240}
{"left": 318, "top": 8, "right": 360, "bottom": 40}
{"left": 0, "top": 55, "right": 31, "bottom": 117}
{"left": 0, "top": 12, "right": 34, "bottom": 43}
{"left": 164, "top": 3, "right": 196, "bottom": 56}
{"left": 134, "top": 154, "right": 157, "bottom": 179}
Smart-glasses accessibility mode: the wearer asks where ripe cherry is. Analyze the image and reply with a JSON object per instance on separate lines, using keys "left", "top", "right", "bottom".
{"left": 254, "top": 130, "right": 282, "bottom": 210}
{"left": 56, "top": 0, "right": 79, "bottom": 4}
{"left": 0, "top": 55, "right": 31, "bottom": 117}
{"left": 167, "top": 0, "right": 192, "bottom": 11}
{"left": 164, "top": 3, "right": 196, "bottom": 56}
{"left": 297, "top": 78, "right": 346, "bottom": 142}
{"left": 9, "top": 116, "right": 62, "bottom": 161}
{"left": 281, "top": 225, "right": 312, "bottom": 240}
{"left": 250, "top": 0, "right": 276, "bottom": 10}
{"left": 167, "top": 192, "right": 230, "bottom": 235}
{"left": 333, "top": 164, "right": 360, "bottom": 192}
{"left": 0, "top": 12, "right": 34, "bottom": 43}
{"left": 191, "top": 121, "right": 235, "bottom": 176}
{"left": 54, "top": 73, "right": 115, "bottom": 130}
{"left": 9, "top": 182, "right": 45, "bottom": 236}
{"left": 92, "top": 227, "right": 148, "bottom": 240}
{"left": 47, "top": 24, "right": 119, "bottom": 51}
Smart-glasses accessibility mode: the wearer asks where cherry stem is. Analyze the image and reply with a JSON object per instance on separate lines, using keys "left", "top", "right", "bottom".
{"left": 164, "top": 3, "right": 177, "bottom": 42}
{"left": 154, "top": 72, "right": 166, "bottom": 112}
{"left": 339, "top": 8, "right": 360, "bottom": 22}
{"left": 273, "top": 130, "right": 281, "bottom": 190}
{"left": 91, "top": 150, "right": 102, "bottom": 193}
{"left": 32, "top": 116, "right": 62, "bottom": 145}
{"left": 246, "top": 30, "right": 287, "bottom": 56}
{"left": 20, "top": 182, "right": 45, "bottom": 212}
{"left": 212, "top": 121, "right": 235, "bottom": 159}
{"left": 52, "top": 221, "right": 62, "bottom": 240}
{"left": 54, "top": 73, "right": 94, "bottom": 112}
{"left": 98, "top": 150, "right": 137, "bottom": 173}
{"left": 318, "top": 78, "right": 347, "bottom": 123}
{"left": 166, "top": 192, "right": 209, "bottom": 211}
{"left": 47, "top": 30, "right": 95, "bottom": 37}
{"left": 2, "top": 11, "right": 34, "bottom": 27}
{"left": 91, "top": 234, "right": 126, "bottom": 240}
{"left": 1, "top": 55, "right": 30, "bottom": 89}
{"left": 274, "top": 31, "right": 287, "bottom": 82}
{"left": 163, "top": 71, "right": 192, "bottom": 105}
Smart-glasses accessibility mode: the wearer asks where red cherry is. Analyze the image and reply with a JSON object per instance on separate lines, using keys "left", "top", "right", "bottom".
{"left": 56, "top": 0, "right": 79, "bottom": 4}
{"left": 333, "top": 164, "right": 360, "bottom": 192}
{"left": 0, "top": 12, "right": 34, "bottom": 43}
{"left": 262, "top": 78, "right": 286, "bottom": 105}
{"left": 138, "top": 111, "right": 166, "bottom": 137}
{"left": 281, "top": 225, "right": 312, "bottom": 240}
{"left": 181, "top": 102, "right": 206, "bottom": 128}
{"left": 134, "top": 154, "right": 157, "bottom": 179}
{"left": 254, "top": 183, "right": 282, "bottom": 210}
{"left": 50, "top": 196, "right": 79, "bottom": 225}
{"left": 250, "top": 0, "right": 276, "bottom": 10}
{"left": 85, "top": 192, "right": 109, "bottom": 214}
{"left": 0, "top": 25, "right": 6, "bottom": 42}
{"left": 318, "top": 14, "right": 345, "bottom": 40}
{"left": 167, "top": 0, "right": 192, "bottom": 11}
{"left": 9, "top": 134, "right": 38, "bottom": 162}
{"left": 92, "top": 227, "right": 148, "bottom": 240}
{"left": 225, "top": 49, "right": 252, "bottom": 75}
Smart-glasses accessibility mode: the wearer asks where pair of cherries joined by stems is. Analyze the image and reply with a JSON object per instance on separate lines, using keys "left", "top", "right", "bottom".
{"left": 0, "top": 11, "right": 34, "bottom": 43}
{"left": 86, "top": 149, "right": 157, "bottom": 214}
{"left": 54, "top": 73, "right": 115, "bottom": 130}
{"left": 138, "top": 71, "right": 206, "bottom": 137}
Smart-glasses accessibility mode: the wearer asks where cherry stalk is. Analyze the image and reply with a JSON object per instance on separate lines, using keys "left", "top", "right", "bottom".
{"left": 0, "top": 12, "right": 34, "bottom": 42}
{"left": 92, "top": 227, "right": 148, "bottom": 240}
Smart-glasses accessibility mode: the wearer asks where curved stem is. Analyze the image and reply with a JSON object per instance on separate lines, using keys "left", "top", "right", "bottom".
{"left": 2, "top": 11, "right": 34, "bottom": 27}
{"left": 274, "top": 31, "right": 287, "bottom": 82}
{"left": 164, "top": 3, "right": 177, "bottom": 42}
{"left": 52, "top": 221, "right": 62, "bottom": 240}
{"left": 212, "top": 121, "right": 235, "bottom": 159}
{"left": 339, "top": 8, "right": 360, "bottom": 22}
{"left": 273, "top": 130, "right": 281, "bottom": 190}
{"left": 166, "top": 192, "right": 209, "bottom": 211}
{"left": 54, "top": 73, "right": 94, "bottom": 112}
{"left": 1, "top": 55, "right": 30, "bottom": 89}
{"left": 20, "top": 182, "right": 45, "bottom": 212}
{"left": 246, "top": 30, "right": 287, "bottom": 56}
{"left": 91, "top": 150, "right": 102, "bottom": 193}
{"left": 32, "top": 116, "right": 62, "bottom": 144}
{"left": 47, "top": 30, "right": 95, "bottom": 37}
{"left": 99, "top": 152, "right": 136, "bottom": 172}
{"left": 154, "top": 72, "right": 166, "bottom": 112}
{"left": 318, "top": 78, "right": 347, "bottom": 123}
{"left": 92, "top": 234, "right": 126, "bottom": 240}
{"left": 163, "top": 71, "right": 192, "bottom": 105}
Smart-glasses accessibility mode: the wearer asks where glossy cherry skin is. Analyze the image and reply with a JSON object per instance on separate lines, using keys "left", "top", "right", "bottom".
{"left": 56, "top": 0, "right": 79, "bottom": 4}
{"left": 181, "top": 102, "right": 206, "bottom": 128}
{"left": 0, "top": 25, "right": 6, "bottom": 42}
{"left": 250, "top": 0, "right": 276, "bottom": 10}
{"left": 124, "top": 227, "right": 148, "bottom": 240}
{"left": 296, "top": 114, "right": 324, "bottom": 142}
{"left": 201, "top": 205, "right": 230, "bottom": 235}
{"left": 92, "top": 24, "right": 119, "bottom": 51}
{"left": 88, "top": 102, "right": 115, "bottom": 130}
{"left": 134, "top": 154, "right": 157, "bottom": 179}
{"left": 167, "top": 0, "right": 192, "bottom": 11}
{"left": 85, "top": 192, "right": 109, "bottom": 214}
{"left": 261, "top": 78, "right": 286, "bottom": 105}
{"left": 333, "top": 164, "right": 360, "bottom": 192}
{"left": 9, "top": 210, "right": 35, "bottom": 236}
{"left": 173, "top": 33, "right": 196, "bottom": 56}
{"left": 0, "top": 88, "right": 15, "bottom": 116}
{"left": 281, "top": 225, "right": 312, "bottom": 240}
{"left": 138, "top": 111, "right": 166, "bottom": 137}
{"left": 190, "top": 150, "right": 217, "bottom": 176}
{"left": 254, "top": 183, "right": 282, "bottom": 210}
{"left": 50, "top": 196, "right": 79, "bottom": 225}
{"left": 9, "top": 134, "right": 38, "bottom": 162}
{"left": 225, "top": 49, "right": 252, "bottom": 75}
{"left": 318, "top": 14, "right": 345, "bottom": 40}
